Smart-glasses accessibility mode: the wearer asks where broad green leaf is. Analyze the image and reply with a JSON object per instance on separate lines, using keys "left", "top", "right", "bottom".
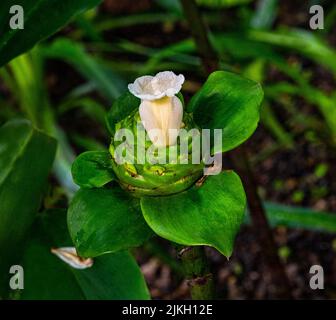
{"left": 0, "top": 0, "right": 102, "bottom": 67}
{"left": 21, "top": 209, "right": 150, "bottom": 300}
{"left": 68, "top": 188, "right": 153, "bottom": 258}
{"left": 187, "top": 71, "right": 263, "bottom": 152}
{"left": 141, "top": 171, "right": 246, "bottom": 257}
{"left": 0, "top": 119, "right": 56, "bottom": 296}
{"left": 72, "top": 151, "right": 115, "bottom": 188}
{"left": 21, "top": 239, "right": 85, "bottom": 300}
{"left": 106, "top": 91, "right": 140, "bottom": 134}
{"left": 42, "top": 38, "right": 126, "bottom": 102}
{"left": 74, "top": 251, "right": 150, "bottom": 300}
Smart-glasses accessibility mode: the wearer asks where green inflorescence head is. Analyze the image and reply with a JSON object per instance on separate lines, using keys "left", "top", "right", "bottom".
{"left": 109, "top": 109, "right": 204, "bottom": 197}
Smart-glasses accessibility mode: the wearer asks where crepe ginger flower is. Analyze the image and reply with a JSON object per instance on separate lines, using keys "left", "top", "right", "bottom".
{"left": 128, "top": 71, "right": 185, "bottom": 147}
{"left": 108, "top": 71, "right": 204, "bottom": 196}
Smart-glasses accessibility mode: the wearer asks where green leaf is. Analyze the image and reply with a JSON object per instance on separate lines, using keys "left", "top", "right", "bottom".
{"left": 21, "top": 239, "right": 85, "bottom": 300}
{"left": 0, "top": 119, "right": 56, "bottom": 296}
{"left": 250, "top": 0, "right": 278, "bottom": 30}
{"left": 68, "top": 188, "right": 153, "bottom": 258}
{"left": 264, "top": 202, "right": 336, "bottom": 233}
{"left": 74, "top": 251, "right": 150, "bottom": 300}
{"left": 21, "top": 209, "right": 150, "bottom": 300}
{"left": 72, "top": 151, "right": 115, "bottom": 188}
{"left": 106, "top": 91, "right": 140, "bottom": 134}
{"left": 141, "top": 171, "right": 246, "bottom": 257}
{"left": 0, "top": 0, "right": 102, "bottom": 67}
{"left": 187, "top": 71, "right": 263, "bottom": 152}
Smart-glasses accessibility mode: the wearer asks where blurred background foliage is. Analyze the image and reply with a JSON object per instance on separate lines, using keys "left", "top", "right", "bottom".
{"left": 0, "top": 0, "right": 336, "bottom": 299}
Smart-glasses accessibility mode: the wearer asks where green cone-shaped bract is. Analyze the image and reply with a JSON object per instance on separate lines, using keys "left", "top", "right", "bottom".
{"left": 109, "top": 108, "right": 204, "bottom": 197}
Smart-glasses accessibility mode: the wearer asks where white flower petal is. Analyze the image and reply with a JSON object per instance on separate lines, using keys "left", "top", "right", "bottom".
{"left": 128, "top": 75, "right": 157, "bottom": 100}
{"left": 139, "top": 96, "right": 183, "bottom": 147}
{"left": 128, "top": 71, "right": 185, "bottom": 100}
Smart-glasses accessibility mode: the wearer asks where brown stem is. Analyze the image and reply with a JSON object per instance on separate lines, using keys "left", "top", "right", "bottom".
{"left": 180, "top": 0, "right": 219, "bottom": 74}
{"left": 180, "top": 0, "right": 292, "bottom": 298}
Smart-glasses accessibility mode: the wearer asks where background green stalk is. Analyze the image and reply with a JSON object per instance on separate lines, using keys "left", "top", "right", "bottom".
{"left": 178, "top": 246, "right": 215, "bottom": 300}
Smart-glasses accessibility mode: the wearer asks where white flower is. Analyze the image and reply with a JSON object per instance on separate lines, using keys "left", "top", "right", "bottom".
{"left": 128, "top": 71, "right": 185, "bottom": 147}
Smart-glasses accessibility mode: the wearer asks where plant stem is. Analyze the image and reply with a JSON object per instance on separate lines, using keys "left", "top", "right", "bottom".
{"left": 180, "top": 0, "right": 292, "bottom": 298}
{"left": 178, "top": 246, "right": 215, "bottom": 300}
{"left": 180, "top": 0, "right": 218, "bottom": 75}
